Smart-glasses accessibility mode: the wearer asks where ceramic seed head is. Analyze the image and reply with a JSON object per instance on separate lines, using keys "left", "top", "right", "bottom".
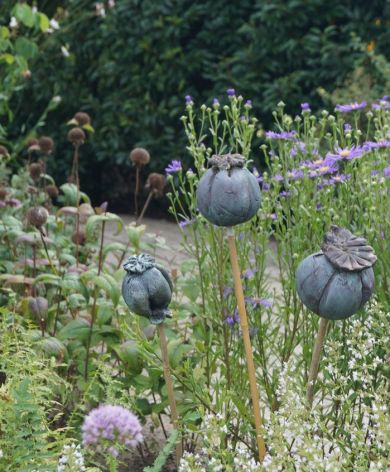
{"left": 196, "top": 154, "right": 261, "bottom": 227}
{"left": 122, "top": 253, "right": 173, "bottom": 324}
{"left": 296, "top": 226, "right": 376, "bottom": 320}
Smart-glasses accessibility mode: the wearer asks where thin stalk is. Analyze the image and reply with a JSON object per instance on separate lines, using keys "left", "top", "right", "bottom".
{"left": 306, "top": 317, "right": 329, "bottom": 407}
{"left": 227, "top": 228, "right": 266, "bottom": 462}
{"left": 137, "top": 189, "right": 155, "bottom": 224}
{"left": 134, "top": 166, "right": 140, "bottom": 217}
{"left": 157, "top": 323, "right": 182, "bottom": 467}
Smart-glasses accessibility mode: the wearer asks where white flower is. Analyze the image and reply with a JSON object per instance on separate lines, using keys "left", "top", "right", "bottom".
{"left": 50, "top": 19, "right": 60, "bottom": 30}
{"left": 61, "top": 46, "right": 70, "bottom": 57}
{"left": 9, "top": 17, "right": 18, "bottom": 28}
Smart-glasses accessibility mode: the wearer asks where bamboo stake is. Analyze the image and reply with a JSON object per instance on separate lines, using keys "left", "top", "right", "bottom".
{"left": 306, "top": 317, "right": 329, "bottom": 407}
{"left": 157, "top": 323, "right": 182, "bottom": 467}
{"left": 227, "top": 228, "right": 266, "bottom": 462}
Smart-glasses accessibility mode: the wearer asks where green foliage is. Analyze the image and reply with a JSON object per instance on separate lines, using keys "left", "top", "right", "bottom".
{"left": 7, "top": 1, "right": 390, "bottom": 202}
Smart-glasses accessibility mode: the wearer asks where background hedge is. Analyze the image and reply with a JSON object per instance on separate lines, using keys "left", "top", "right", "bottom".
{"left": 4, "top": 0, "right": 390, "bottom": 208}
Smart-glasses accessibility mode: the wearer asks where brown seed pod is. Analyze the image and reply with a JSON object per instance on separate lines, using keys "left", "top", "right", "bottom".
{"left": 0, "top": 187, "right": 8, "bottom": 200}
{"left": 29, "top": 162, "right": 43, "bottom": 181}
{"left": 27, "top": 138, "right": 39, "bottom": 148}
{"left": 71, "top": 230, "right": 86, "bottom": 245}
{"left": 26, "top": 206, "right": 49, "bottom": 228}
{"left": 38, "top": 136, "right": 54, "bottom": 155}
{"left": 45, "top": 185, "right": 59, "bottom": 199}
{"left": 74, "top": 112, "right": 91, "bottom": 126}
{"left": 129, "top": 148, "right": 150, "bottom": 168}
{"left": 0, "top": 145, "right": 9, "bottom": 156}
{"left": 68, "top": 127, "right": 85, "bottom": 146}
{"left": 145, "top": 172, "right": 166, "bottom": 196}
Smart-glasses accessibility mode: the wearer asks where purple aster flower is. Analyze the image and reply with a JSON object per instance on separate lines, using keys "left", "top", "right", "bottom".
{"left": 371, "top": 170, "right": 378, "bottom": 177}
{"left": 270, "top": 213, "right": 277, "bottom": 221}
{"left": 265, "top": 130, "right": 296, "bottom": 140}
{"left": 252, "top": 167, "right": 263, "bottom": 183}
{"left": 212, "top": 98, "right": 220, "bottom": 107}
{"left": 330, "top": 174, "right": 350, "bottom": 184}
{"left": 301, "top": 102, "right": 311, "bottom": 112}
{"left": 185, "top": 95, "right": 193, "bottom": 105}
{"left": 325, "top": 146, "right": 364, "bottom": 163}
{"left": 363, "top": 140, "right": 390, "bottom": 151}
{"left": 225, "top": 316, "right": 235, "bottom": 327}
{"left": 273, "top": 174, "right": 284, "bottom": 182}
{"left": 384, "top": 166, "right": 390, "bottom": 178}
{"left": 246, "top": 297, "right": 273, "bottom": 309}
{"left": 226, "top": 88, "right": 236, "bottom": 97}
{"left": 279, "top": 190, "right": 290, "bottom": 198}
{"left": 335, "top": 101, "right": 367, "bottom": 112}
{"left": 245, "top": 100, "right": 252, "bottom": 108}
{"left": 243, "top": 268, "right": 257, "bottom": 279}
{"left": 344, "top": 123, "right": 352, "bottom": 132}
{"left": 223, "top": 286, "right": 233, "bottom": 297}
{"left": 287, "top": 169, "right": 304, "bottom": 180}
{"left": 238, "top": 232, "right": 246, "bottom": 241}
{"left": 316, "top": 203, "right": 322, "bottom": 210}
{"left": 179, "top": 218, "right": 195, "bottom": 229}
{"left": 165, "top": 160, "right": 182, "bottom": 174}
{"left": 82, "top": 405, "right": 143, "bottom": 457}
{"left": 262, "top": 183, "right": 271, "bottom": 191}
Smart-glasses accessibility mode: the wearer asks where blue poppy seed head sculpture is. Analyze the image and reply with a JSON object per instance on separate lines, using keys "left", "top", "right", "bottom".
{"left": 122, "top": 254, "right": 173, "bottom": 325}
{"left": 296, "top": 226, "right": 377, "bottom": 320}
{"left": 196, "top": 154, "right": 261, "bottom": 227}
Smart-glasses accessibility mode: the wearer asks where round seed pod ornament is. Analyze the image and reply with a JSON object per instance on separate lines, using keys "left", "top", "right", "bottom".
{"left": 122, "top": 254, "right": 173, "bottom": 324}
{"left": 296, "top": 226, "right": 376, "bottom": 320}
{"left": 196, "top": 154, "right": 261, "bottom": 227}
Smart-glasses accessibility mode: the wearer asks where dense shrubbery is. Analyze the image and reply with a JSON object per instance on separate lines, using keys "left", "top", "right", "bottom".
{"left": 2, "top": 1, "right": 390, "bottom": 203}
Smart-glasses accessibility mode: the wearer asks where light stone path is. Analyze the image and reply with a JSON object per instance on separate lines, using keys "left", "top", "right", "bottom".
{"left": 105, "top": 215, "right": 281, "bottom": 291}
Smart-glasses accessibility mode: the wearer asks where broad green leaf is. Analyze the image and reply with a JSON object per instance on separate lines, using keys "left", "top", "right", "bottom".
{"left": 13, "top": 3, "right": 35, "bottom": 28}
{"left": 37, "top": 13, "right": 49, "bottom": 32}
{"left": 15, "top": 37, "right": 38, "bottom": 60}
{"left": 0, "top": 53, "right": 14, "bottom": 64}
{"left": 57, "top": 318, "right": 91, "bottom": 342}
{"left": 85, "top": 213, "right": 123, "bottom": 240}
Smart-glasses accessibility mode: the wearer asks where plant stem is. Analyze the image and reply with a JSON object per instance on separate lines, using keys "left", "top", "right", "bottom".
{"left": 137, "top": 189, "right": 155, "bottom": 224}
{"left": 227, "top": 228, "right": 266, "bottom": 462}
{"left": 157, "top": 323, "right": 182, "bottom": 467}
{"left": 134, "top": 166, "right": 140, "bottom": 217}
{"left": 306, "top": 317, "right": 329, "bottom": 407}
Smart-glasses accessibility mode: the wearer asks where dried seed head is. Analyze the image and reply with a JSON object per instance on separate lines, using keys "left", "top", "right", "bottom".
{"left": 74, "top": 112, "right": 91, "bottom": 126}
{"left": 68, "top": 127, "right": 85, "bottom": 146}
{"left": 129, "top": 148, "right": 150, "bottom": 167}
{"left": 145, "top": 173, "right": 166, "bottom": 196}
{"left": 26, "top": 206, "right": 49, "bottom": 227}
{"left": 71, "top": 230, "right": 86, "bottom": 245}
{"left": 45, "top": 185, "right": 59, "bottom": 199}
{"left": 0, "top": 187, "right": 8, "bottom": 200}
{"left": 27, "top": 138, "right": 39, "bottom": 147}
{"left": 38, "top": 136, "right": 54, "bottom": 154}
{"left": 0, "top": 145, "right": 9, "bottom": 156}
{"left": 29, "top": 162, "right": 43, "bottom": 181}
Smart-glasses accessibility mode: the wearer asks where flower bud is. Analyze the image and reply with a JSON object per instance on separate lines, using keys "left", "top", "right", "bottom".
{"left": 29, "top": 162, "right": 43, "bottom": 181}
{"left": 0, "top": 145, "right": 8, "bottom": 156}
{"left": 74, "top": 112, "right": 91, "bottom": 126}
{"left": 145, "top": 173, "right": 166, "bottom": 196}
{"left": 71, "top": 230, "right": 86, "bottom": 245}
{"left": 45, "top": 185, "right": 59, "bottom": 199}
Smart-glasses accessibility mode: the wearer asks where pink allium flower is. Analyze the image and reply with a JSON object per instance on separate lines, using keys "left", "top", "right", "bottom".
{"left": 82, "top": 405, "right": 143, "bottom": 457}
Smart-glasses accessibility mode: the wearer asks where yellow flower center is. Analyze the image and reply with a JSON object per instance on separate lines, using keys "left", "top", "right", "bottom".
{"left": 340, "top": 149, "right": 351, "bottom": 158}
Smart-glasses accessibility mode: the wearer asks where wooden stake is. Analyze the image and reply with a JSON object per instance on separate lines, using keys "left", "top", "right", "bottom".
{"left": 227, "top": 229, "right": 266, "bottom": 462}
{"left": 306, "top": 317, "right": 329, "bottom": 407}
{"left": 157, "top": 323, "right": 182, "bottom": 467}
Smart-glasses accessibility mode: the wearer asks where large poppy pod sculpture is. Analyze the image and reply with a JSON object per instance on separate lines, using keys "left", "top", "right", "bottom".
{"left": 122, "top": 253, "right": 182, "bottom": 465}
{"left": 296, "top": 226, "right": 376, "bottom": 406}
{"left": 196, "top": 153, "right": 266, "bottom": 461}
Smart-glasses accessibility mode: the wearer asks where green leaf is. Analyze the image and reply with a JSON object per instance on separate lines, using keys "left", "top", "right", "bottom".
{"left": 167, "top": 339, "right": 192, "bottom": 369}
{"left": 57, "top": 319, "right": 91, "bottom": 342}
{"left": 0, "top": 53, "right": 14, "bottom": 65}
{"left": 85, "top": 213, "right": 123, "bottom": 240}
{"left": 37, "top": 13, "right": 50, "bottom": 32}
{"left": 15, "top": 37, "right": 38, "bottom": 60}
{"left": 33, "top": 274, "right": 61, "bottom": 287}
{"left": 114, "top": 340, "right": 144, "bottom": 374}
{"left": 13, "top": 3, "right": 35, "bottom": 28}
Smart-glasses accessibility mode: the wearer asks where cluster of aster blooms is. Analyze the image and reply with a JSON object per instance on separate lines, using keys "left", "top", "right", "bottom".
{"left": 82, "top": 404, "right": 143, "bottom": 458}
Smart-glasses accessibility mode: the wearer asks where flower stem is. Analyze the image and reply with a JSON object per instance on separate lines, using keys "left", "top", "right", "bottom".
{"left": 227, "top": 228, "right": 266, "bottom": 462}
{"left": 306, "top": 317, "right": 329, "bottom": 407}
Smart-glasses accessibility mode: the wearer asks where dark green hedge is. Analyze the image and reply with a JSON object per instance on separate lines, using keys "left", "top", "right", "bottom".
{"left": 8, "top": 0, "right": 390, "bottom": 206}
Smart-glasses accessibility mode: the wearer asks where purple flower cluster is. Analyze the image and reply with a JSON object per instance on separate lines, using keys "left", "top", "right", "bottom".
{"left": 179, "top": 218, "right": 195, "bottom": 229}
{"left": 325, "top": 146, "right": 365, "bottom": 164}
{"left": 301, "top": 102, "right": 311, "bottom": 112}
{"left": 384, "top": 166, "right": 390, "bottom": 178}
{"left": 226, "top": 88, "right": 236, "bottom": 97}
{"left": 185, "top": 95, "right": 193, "bottom": 105}
{"left": 165, "top": 160, "right": 182, "bottom": 174}
{"left": 0, "top": 198, "right": 22, "bottom": 208}
{"left": 245, "top": 296, "right": 273, "bottom": 309}
{"left": 335, "top": 101, "right": 367, "bottom": 113}
{"left": 363, "top": 140, "right": 390, "bottom": 151}
{"left": 82, "top": 404, "right": 143, "bottom": 457}
{"left": 265, "top": 130, "right": 296, "bottom": 141}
